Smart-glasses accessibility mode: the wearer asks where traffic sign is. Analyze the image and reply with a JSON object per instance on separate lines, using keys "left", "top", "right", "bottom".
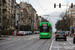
{"left": 73, "top": 27, "right": 75, "bottom": 29}
{"left": 70, "top": 27, "right": 72, "bottom": 29}
{"left": 60, "top": 29, "right": 62, "bottom": 31}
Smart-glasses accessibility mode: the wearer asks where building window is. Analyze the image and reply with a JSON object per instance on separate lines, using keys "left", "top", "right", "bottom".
{"left": 6, "top": 6, "right": 7, "bottom": 8}
{"left": 29, "top": 8, "right": 31, "bottom": 10}
{"left": 9, "top": 8, "right": 10, "bottom": 10}
{"left": 11, "top": 10, "right": 12, "bottom": 13}
{"left": 9, "top": 0, "right": 10, "bottom": 2}
{"left": 0, "top": 8, "right": 1, "bottom": 23}
{"left": 6, "top": 14, "right": 7, "bottom": 16}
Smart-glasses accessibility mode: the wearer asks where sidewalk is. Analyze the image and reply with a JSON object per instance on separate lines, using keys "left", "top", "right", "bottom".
{"left": 0, "top": 35, "right": 17, "bottom": 40}
{"left": 68, "top": 34, "right": 74, "bottom": 38}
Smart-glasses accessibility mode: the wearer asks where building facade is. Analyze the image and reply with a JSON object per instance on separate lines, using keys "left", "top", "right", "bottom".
{"left": 0, "top": 0, "right": 2, "bottom": 24}
{"left": 20, "top": 8, "right": 28, "bottom": 25}
{"left": 20, "top": 2, "right": 37, "bottom": 30}
{"left": 11, "top": 0, "right": 16, "bottom": 29}
{"left": 68, "top": 5, "right": 75, "bottom": 27}
{"left": 0, "top": 0, "right": 41, "bottom": 31}
{"left": 0, "top": 0, "right": 16, "bottom": 30}
{"left": 36, "top": 14, "right": 41, "bottom": 30}
{"left": 1, "top": 0, "right": 11, "bottom": 29}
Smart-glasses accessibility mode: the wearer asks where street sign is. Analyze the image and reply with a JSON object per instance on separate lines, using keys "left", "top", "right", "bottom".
{"left": 73, "top": 27, "right": 75, "bottom": 29}
{"left": 60, "top": 29, "right": 62, "bottom": 31}
{"left": 70, "top": 27, "right": 72, "bottom": 29}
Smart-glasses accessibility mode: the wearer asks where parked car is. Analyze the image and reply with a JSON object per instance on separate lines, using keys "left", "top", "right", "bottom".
{"left": 29, "top": 31, "right": 32, "bottom": 34}
{"left": 17, "top": 31, "right": 24, "bottom": 36}
{"left": 24, "top": 31, "right": 32, "bottom": 35}
{"left": 34, "top": 31, "right": 39, "bottom": 34}
{"left": 23, "top": 31, "right": 27, "bottom": 35}
{"left": 25, "top": 31, "right": 29, "bottom": 35}
{"left": 55, "top": 31, "right": 67, "bottom": 41}
{"left": 23, "top": 31, "right": 29, "bottom": 35}
{"left": 73, "top": 33, "right": 75, "bottom": 44}
{"left": 65, "top": 31, "right": 70, "bottom": 36}
{"left": 27, "top": 31, "right": 30, "bottom": 35}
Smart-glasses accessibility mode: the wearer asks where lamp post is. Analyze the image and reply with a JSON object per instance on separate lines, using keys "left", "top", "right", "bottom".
{"left": 69, "top": 9, "right": 74, "bottom": 35}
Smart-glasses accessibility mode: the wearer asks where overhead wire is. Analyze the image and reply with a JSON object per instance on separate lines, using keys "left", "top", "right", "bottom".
{"left": 37, "top": 0, "right": 60, "bottom": 17}
{"left": 37, "top": 0, "right": 47, "bottom": 14}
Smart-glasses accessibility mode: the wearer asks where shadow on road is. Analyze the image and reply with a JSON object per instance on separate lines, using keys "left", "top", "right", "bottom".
{"left": 40, "top": 38, "right": 51, "bottom": 39}
{"left": 56, "top": 39, "right": 67, "bottom": 42}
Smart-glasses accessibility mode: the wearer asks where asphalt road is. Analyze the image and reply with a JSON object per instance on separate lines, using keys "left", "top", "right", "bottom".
{"left": 0, "top": 34, "right": 75, "bottom": 50}
{"left": 50, "top": 35, "right": 75, "bottom": 50}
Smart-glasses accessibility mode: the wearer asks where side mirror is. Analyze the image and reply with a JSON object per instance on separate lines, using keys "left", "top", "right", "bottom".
{"left": 55, "top": 32, "right": 57, "bottom": 34}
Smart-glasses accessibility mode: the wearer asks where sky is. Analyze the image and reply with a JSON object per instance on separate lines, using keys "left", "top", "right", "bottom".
{"left": 16, "top": 0, "right": 75, "bottom": 32}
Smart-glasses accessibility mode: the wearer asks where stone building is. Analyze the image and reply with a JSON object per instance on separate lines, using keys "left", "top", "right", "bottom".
{"left": 0, "top": 0, "right": 12, "bottom": 29}
{"left": 0, "top": 0, "right": 16, "bottom": 30}
{"left": 0, "top": 0, "right": 40, "bottom": 31}
{"left": 11, "top": 0, "right": 16, "bottom": 29}
{"left": 20, "top": 8, "right": 29, "bottom": 25}
{"left": 0, "top": 0, "right": 2, "bottom": 24}
{"left": 68, "top": 5, "right": 75, "bottom": 27}
{"left": 36, "top": 14, "right": 41, "bottom": 30}
{"left": 20, "top": 2, "right": 37, "bottom": 30}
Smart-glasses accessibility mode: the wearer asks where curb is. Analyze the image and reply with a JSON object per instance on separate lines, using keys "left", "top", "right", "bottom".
{"left": 0, "top": 35, "right": 17, "bottom": 38}
{"left": 68, "top": 35, "right": 73, "bottom": 38}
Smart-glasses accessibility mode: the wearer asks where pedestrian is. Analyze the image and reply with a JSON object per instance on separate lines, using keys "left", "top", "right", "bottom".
{"left": 70, "top": 33, "right": 71, "bottom": 36}
{"left": 16, "top": 30, "right": 18, "bottom": 36}
{"left": 12, "top": 31, "right": 14, "bottom": 35}
{"left": 14, "top": 30, "right": 15, "bottom": 36}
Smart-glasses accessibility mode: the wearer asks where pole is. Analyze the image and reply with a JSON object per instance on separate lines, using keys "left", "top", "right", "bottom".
{"left": 71, "top": 10, "right": 74, "bottom": 35}
{"left": 28, "top": 0, "right": 29, "bottom": 3}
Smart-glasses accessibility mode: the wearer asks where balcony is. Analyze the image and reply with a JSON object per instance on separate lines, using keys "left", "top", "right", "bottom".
{"left": 2, "top": 0, "right": 7, "bottom": 3}
{"left": 0, "top": 0, "right": 2, "bottom": 5}
{"left": 2, "top": 15, "right": 7, "bottom": 19}
{"left": 3, "top": 6, "right": 7, "bottom": 10}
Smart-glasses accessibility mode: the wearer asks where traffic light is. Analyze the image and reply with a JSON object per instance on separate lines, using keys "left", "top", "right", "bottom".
{"left": 59, "top": 3, "right": 61, "bottom": 8}
{"left": 15, "top": 26, "right": 18, "bottom": 29}
{"left": 54, "top": 3, "right": 56, "bottom": 8}
{"left": 71, "top": 3, "right": 73, "bottom": 8}
{"left": 17, "top": 21, "right": 18, "bottom": 23}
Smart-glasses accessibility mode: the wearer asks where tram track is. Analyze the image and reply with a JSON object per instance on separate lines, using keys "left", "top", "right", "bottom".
{"left": 5, "top": 39, "right": 40, "bottom": 50}
{"left": 38, "top": 39, "right": 50, "bottom": 50}
{"left": 4, "top": 37, "right": 51, "bottom": 50}
{"left": 21, "top": 39, "right": 50, "bottom": 50}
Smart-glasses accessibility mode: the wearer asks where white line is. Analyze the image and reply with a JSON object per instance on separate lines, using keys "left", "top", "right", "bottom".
{"left": 57, "top": 42, "right": 59, "bottom": 50}
{"left": 49, "top": 39, "right": 53, "bottom": 50}
{"left": 67, "top": 40, "right": 75, "bottom": 47}
{"left": 67, "top": 37, "right": 75, "bottom": 47}
{"left": 64, "top": 43, "right": 65, "bottom": 45}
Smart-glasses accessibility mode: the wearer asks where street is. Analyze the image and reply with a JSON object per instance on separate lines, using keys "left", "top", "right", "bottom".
{"left": 0, "top": 34, "right": 75, "bottom": 50}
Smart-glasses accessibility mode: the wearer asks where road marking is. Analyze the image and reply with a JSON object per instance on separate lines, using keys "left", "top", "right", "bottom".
{"left": 67, "top": 37, "right": 75, "bottom": 47}
{"left": 67, "top": 40, "right": 75, "bottom": 47}
{"left": 64, "top": 43, "right": 65, "bottom": 45}
{"left": 58, "top": 43, "right": 65, "bottom": 45}
{"left": 49, "top": 39, "right": 53, "bottom": 50}
{"left": 57, "top": 42, "right": 59, "bottom": 50}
